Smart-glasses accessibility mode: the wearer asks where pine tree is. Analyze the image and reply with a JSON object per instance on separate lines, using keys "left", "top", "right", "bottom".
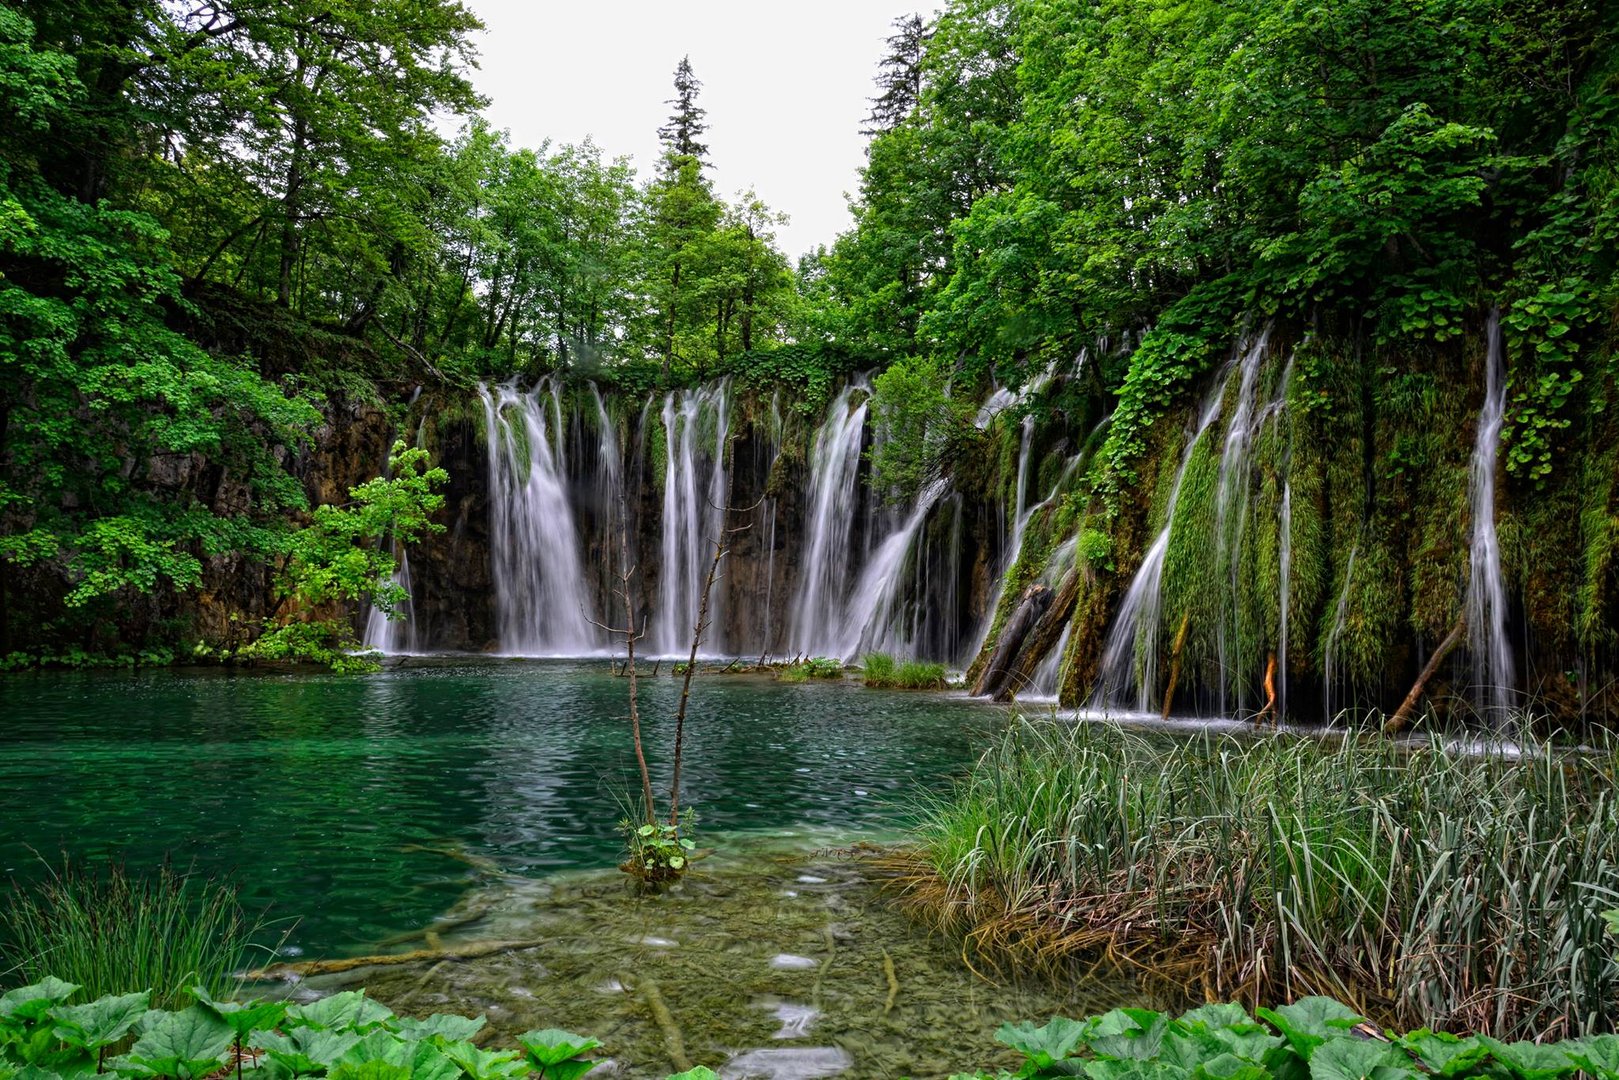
{"left": 863, "top": 14, "right": 927, "bottom": 136}
{"left": 658, "top": 56, "right": 709, "bottom": 166}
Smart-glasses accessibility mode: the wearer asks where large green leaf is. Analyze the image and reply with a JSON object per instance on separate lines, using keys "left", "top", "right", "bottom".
{"left": 1256, "top": 999, "right": 1363, "bottom": 1059}
{"left": 1084, "top": 1060, "right": 1188, "bottom": 1080}
{"left": 1564, "top": 1035, "right": 1619, "bottom": 1080}
{"left": 252, "top": 1027, "right": 362, "bottom": 1077}
{"left": 122, "top": 1007, "right": 233, "bottom": 1080}
{"left": 191, "top": 988, "right": 287, "bottom": 1039}
{"left": 1396, "top": 1031, "right": 1490, "bottom": 1076}
{"left": 1308, "top": 1038, "right": 1418, "bottom": 1080}
{"left": 340, "top": 1031, "right": 415, "bottom": 1070}
{"left": 327, "top": 1063, "right": 411, "bottom": 1080}
{"left": 0, "top": 981, "right": 81, "bottom": 1023}
{"left": 516, "top": 1029, "right": 601, "bottom": 1068}
{"left": 439, "top": 1042, "right": 525, "bottom": 1080}
{"left": 52, "top": 993, "right": 151, "bottom": 1053}
{"left": 1477, "top": 1038, "right": 1578, "bottom": 1080}
{"left": 1088, "top": 1010, "right": 1168, "bottom": 1061}
{"left": 662, "top": 1070, "right": 719, "bottom": 1080}
{"left": 1190, "top": 1052, "right": 1269, "bottom": 1080}
{"left": 391, "top": 1016, "right": 485, "bottom": 1044}
{"left": 996, "top": 1017, "right": 1091, "bottom": 1070}
{"left": 287, "top": 994, "right": 394, "bottom": 1034}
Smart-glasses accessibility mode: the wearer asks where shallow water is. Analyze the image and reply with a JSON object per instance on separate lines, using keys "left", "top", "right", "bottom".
{"left": 295, "top": 837, "right": 1144, "bottom": 1078}
{"left": 0, "top": 660, "right": 1005, "bottom": 956}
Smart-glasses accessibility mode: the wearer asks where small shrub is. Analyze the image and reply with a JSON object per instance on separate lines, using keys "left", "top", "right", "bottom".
{"left": 778, "top": 657, "right": 843, "bottom": 683}
{"left": 1, "top": 861, "right": 266, "bottom": 1009}
{"left": 618, "top": 815, "right": 696, "bottom": 885}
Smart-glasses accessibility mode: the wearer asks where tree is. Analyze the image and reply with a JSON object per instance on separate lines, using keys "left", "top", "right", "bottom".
{"left": 658, "top": 56, "right": 710, "bottom": 168}
{"left": 863, "top": 13, "right": 928, "bottom": 136}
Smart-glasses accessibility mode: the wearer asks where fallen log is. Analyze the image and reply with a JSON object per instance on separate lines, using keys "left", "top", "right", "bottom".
{"left": 975, "top": 585, "right": 1052, "bottom": 698}
{"left": 1159, "top": 611, "right": 1192, "bottom": 720}
{"left": 1384, "top": 617, "right": 1466, "bottom": 735}
{"left": 247, "top": 939, "right": 549, "bottom": 980}
{"left": 994, "top": 570, "right": 1082, "bottom": 703}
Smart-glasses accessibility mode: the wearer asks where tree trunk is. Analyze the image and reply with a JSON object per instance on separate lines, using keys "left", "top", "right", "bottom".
{"left": 974, "top": 584, "right": 1052, "bottom": 698}
{"left": 1160, "top": 610, "right": 1192, "bottom": 720}
{"left": 993, "top": 569, "right": 1082, "bottom": 703}
{"left": 1384, "top": 618, "right": 1466, "bottom": 735}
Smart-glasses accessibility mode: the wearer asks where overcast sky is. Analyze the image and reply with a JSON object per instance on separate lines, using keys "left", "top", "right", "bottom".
{"left": 464, "top": 1, "right": 941, "bottom": 261}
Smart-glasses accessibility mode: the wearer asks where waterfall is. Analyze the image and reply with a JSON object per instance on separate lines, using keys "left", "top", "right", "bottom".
{"left": 1324, "top": 544, "right": 1359, "bottom": 722}
{"left": 1027, "top": 624, "right": 1072, "bottom": 700}
{"left": 654, "top": 381, "right": 732, "bottom": 655}
{"left": 481, "top": 380, "right": 601, "bottom": 655}
{"left": 1092, "top": 366, "right": 1232, "bottom": 712}
{"left": 362, "top": 548, "right": 417, "bottom": 654}
{"left": 1277, "top": 480, "right": 1291, "bottom": 721}
{"left": 790, "top": 382, "right": 870, "bottom": 653}
{"left": 1466, "top": 311, "right": 1514, "bottom": 720}
{"left": 1212, "top": 332, "right": 1271, "bottom": 712}
{"left": 831, "top": 478, "right": 951, "bottom": 660}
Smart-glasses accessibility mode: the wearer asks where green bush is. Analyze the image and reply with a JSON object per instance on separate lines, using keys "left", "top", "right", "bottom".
{"left": 862, "top": 653, "right": 948, "bottom": 690}
{"left": 779, "top": 657, "right": 844, "bottom": 683}
{"left": 952, "top": 997, "right": 1619, "bottom": 1080}
{"left": 0, "top": 862, "right": 265, "bottom": 1010}
{"left": 0, "top": 980, "right": 720, "bottom": 1080}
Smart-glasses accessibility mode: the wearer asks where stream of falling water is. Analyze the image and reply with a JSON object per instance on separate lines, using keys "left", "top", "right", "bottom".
{"left": 481, "top": 380, "right": 601, "bottom": 654}
{"left": 791, "top": 382, "right": 870, "bottom": 654}
{"left": 655, "top": 381, "right": 732, "bottom": 655}
{"left": 1466, "top": 310, "right": 1514, "bottom": 721}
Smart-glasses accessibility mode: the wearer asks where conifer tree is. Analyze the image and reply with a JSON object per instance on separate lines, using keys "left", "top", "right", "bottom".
{"left": 658, "top": 56, "right": 709, "bottom": 167}
{"left": 863, "top": 13, "right": 928, "bottom": 136}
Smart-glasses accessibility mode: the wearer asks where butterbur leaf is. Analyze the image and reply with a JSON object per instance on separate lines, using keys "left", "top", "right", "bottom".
{"left": 663, "top": 1071, "right": 720, "bottom": 1080}
{"left": 1309, "top": 1039, "right": 1418, "bottom": 1080}
{"left": 14, "top": 1068, "right": 66, "bottom": 1080}
{"left": 392, "top": 1015, "right": 486, "bottom": 1043}
{"left": 1178, "top": 1006, "right": 1255, "bottom": 1031}
{"left": 328, "top": 1063, "right": 412, "bottom": 1080}
{"left": 996, "top": 1017, "right": 1090, "bottom": 1069}
{"left": 1397, "top": 1031, "right": 1490, "bottom": 1076}
{"left": 0, "top": 980, "right": 81, "bottom": 1022}
{"left": 1160, "top": 1030, "right": 1225, "bottom": 1071}
{"left": 1087, "top": 1010, "right": 1167, "bottom": 1061}
{"left": 288, "top": 992, "right": 394, "bottom": 1033}
{"left": 1084, "top": 1062, "right": 1187, "bottom": 1080}
{"left": 53, "top": 992, "right": 151, "bottom": 1052}
{"left": 1256, "top": 999, "right": 1363, "bottom": 1058}
{"left": 1208, "top": 1027, "right": 1285, "bottom": 1063}
{"left": 1191, "top": 1053, "right": 1269, "bottom": 1080}
{"left": 1477, "top": 1038, "right": 1578, "bottom": 1080}
{"left": 125, "top": 1007, "right": 234, "bottom": 1079}
{"left": 440, "top": 1041, "right": 525, "bottom": 1080}
{"left": 252, "top": 1027, "right": 362, "bottom": 1076}
{"left": 192, "top": 987, "right": 287, "bottom": 1038}
{"left": 538, "top": 1063, "right": 597, "bottom": 1080}
{"left": 341, "top": 1031, "right": 415, "bottom": 1069}
{"left": 1565, "top": 1034, "right": 1619, "bottom": 1080}
{"left": 407, "top": 1045, "right": 461, "bottom": 1080}
{"left": 517, "top": 1028, "right": 601, "bottom": 1067}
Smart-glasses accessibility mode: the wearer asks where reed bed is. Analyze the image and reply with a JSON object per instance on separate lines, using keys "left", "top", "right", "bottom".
{"left": 1, "top": 860, "right": 266, "bottom": 1007}
{"left": 891, "top": 720, "right": 1619, "bottom": 1040}
{"left": 863, "top": 653, "right": 949, "bottom": 689}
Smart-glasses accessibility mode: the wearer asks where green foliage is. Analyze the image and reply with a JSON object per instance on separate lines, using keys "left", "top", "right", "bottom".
{"left": 618, "top": 817, "right": 696, "bottom": 883}
{"left": 909, "top": 721, "right": 1619, "bottom": 1040}
{"left": 779, "top": 656, "right": 845, "bottom": 683}
{"left": 861, "top": 653, "right": 948, "bottom": 690}
{"left": 868, "top": 355, "right": 975, "bottom": 503}
{"left": 242, "top": 444, "right": 446, "bottom": 672}
{"left": 0, "top": 861, "right": 262, "bottom": 1010}
{"left": 952, "top": 997, "right": 1619, "bottom": 1080}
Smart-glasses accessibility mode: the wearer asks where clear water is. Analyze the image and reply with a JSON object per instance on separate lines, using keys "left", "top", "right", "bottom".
{"left": 0, "top": 661, "right": 1007, "bottom": 958}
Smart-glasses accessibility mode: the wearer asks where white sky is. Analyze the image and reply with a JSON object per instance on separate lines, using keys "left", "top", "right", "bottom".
{"left": 464, "top": 1, "right": 941, "bottom": 261}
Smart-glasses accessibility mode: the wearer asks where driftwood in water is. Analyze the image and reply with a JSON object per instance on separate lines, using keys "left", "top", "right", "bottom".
{"left": 1160, "top": 611, "right": 1193, "bottom": 720}
{"left": 975, "top": 585, "right": 1052, "bottom": 698}
{"left": 1384, "top": 617, "right": 1467, "bottom": 735}
{"left": 635, "top": 976, "right": 692, "bottom": 1073}
{"left": 994, "top": 570, "right": 1082, "bottom": 702}
{"left": 248, "top": 939, "right": 548, "bottom": 980}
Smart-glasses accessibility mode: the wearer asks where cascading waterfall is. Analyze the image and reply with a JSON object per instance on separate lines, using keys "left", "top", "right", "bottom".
{"left": 654, "top": 381, "right": 732, "bottom": 655}
{"left": 1092, "top": 372, "right": 1231, "bottom": 712}
{"left": 830, "top": 478, "right": 951, "bottom": 660}
{"left": 1466, "top": 310, "right": 1514, "bottom": 720}
{"left": 481, "top": 380, "right": 601, "bottom": 655}
{"left": 790, "top": 382, "right": 871, "bottom": 653}
{"left": 1323, "top": 544, "right": 1359, "bottom": 722}
{"left": 362, "top": 548, "right": 417, "bottom": 654}
{"left": 1028, "top": 624, "right": 1071, "bottom": 700}
{"left": 1212, "top": 332, "right": 1271, "bottom": 712}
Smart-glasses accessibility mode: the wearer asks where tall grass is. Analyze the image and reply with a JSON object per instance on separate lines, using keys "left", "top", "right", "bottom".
{"left": 863, "top": 653, "right": 948, "bottom": 689}
{"left": 1, "top": 860, "right": 268, "bottom": 1006}
{"left": 894, "top": 720, "right": 1619, "bottom": 1039}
